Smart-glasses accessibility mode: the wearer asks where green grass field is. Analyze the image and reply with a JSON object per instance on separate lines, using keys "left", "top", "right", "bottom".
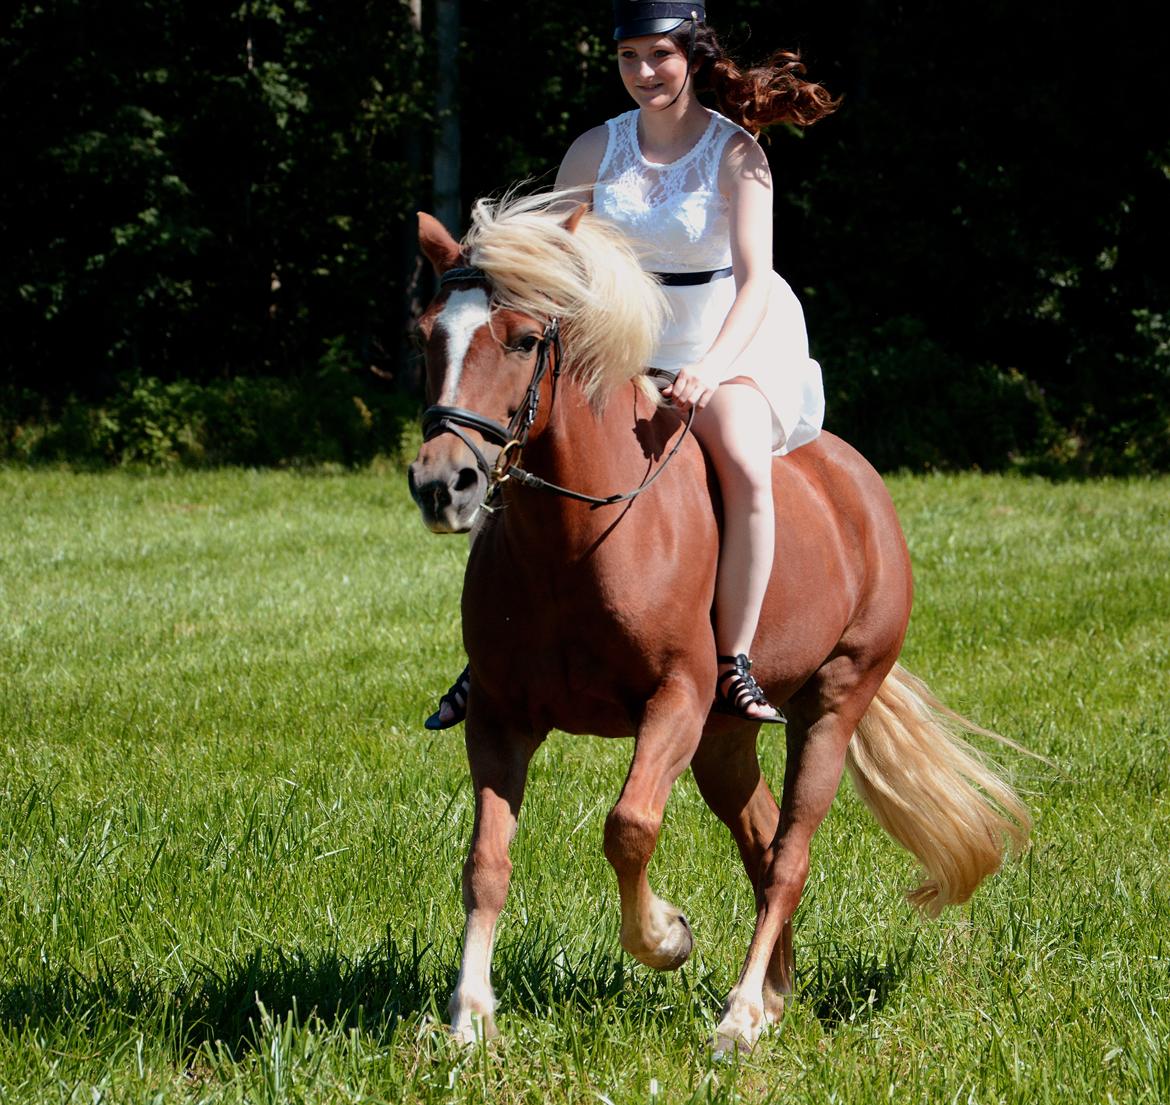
{"left": 1, "top": 467, "right": 1168, "bottom": 1104}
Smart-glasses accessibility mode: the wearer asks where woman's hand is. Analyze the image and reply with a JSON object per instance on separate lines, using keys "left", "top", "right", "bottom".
{"left": 662, "top": 360, "right": 722, "bottom": 410}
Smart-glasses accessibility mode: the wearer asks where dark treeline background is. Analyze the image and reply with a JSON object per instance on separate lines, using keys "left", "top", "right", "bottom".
{"left": 2, "top": 0, "right": 1167, "bottom": 470}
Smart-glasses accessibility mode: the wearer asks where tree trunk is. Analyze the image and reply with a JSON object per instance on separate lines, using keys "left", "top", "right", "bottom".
{"left": 433, "top": 0, "right": 461, "bottom": 236}
{"left": 398, "top": 0, "right": 425, "bottom": 390}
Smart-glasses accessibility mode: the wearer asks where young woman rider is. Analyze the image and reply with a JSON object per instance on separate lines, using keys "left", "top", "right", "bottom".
{"left": 427, "top": 0, "right": 838, "bottom": 729}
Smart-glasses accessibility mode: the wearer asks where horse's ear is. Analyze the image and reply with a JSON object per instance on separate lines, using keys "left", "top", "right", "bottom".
{"left": 561, "top": 203, "right": 588, "bottom": 235}
{"left": 418, "top": 212, "right": 463, "bottom": 275}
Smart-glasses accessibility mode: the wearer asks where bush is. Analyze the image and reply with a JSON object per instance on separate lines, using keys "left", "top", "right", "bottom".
{"left": 1, "top": 368, "right": 416, "bottom": 469}
{"left": 823, "top": 317, "right": 1055, "bottom": 472}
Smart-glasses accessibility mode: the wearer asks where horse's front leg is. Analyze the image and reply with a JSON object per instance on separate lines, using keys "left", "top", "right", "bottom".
{"left": 447, "top": 714, "right": 543, "bottom": 1043}
{"left": 604, "top": 679, "right": 706, "bottom": 970}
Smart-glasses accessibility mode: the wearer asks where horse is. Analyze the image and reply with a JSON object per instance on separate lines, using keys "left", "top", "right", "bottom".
{"left": 406, "top": 192, "right": 1030, "bottom": 1053}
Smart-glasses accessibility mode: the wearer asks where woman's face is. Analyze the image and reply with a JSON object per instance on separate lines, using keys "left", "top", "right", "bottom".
{"left": 617, "top": 35, "right": 689, "bottom": 110}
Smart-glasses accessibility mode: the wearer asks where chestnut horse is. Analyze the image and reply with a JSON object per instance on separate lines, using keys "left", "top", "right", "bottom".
{"left": 407, "top": 194, "right": 1029, "bottom": 1053}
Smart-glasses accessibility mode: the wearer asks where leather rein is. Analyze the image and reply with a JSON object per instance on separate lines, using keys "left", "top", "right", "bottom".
{"left": 420, "top": 266, "right": 694, "bottom": 510}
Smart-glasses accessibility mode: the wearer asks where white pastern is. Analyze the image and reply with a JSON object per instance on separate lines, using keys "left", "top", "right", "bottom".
{"left": 713, "top": 986, "right": 767, "bottom": 1057}
{"left": 436, "top": 287, "right": 492, "bottom": 405}
{"left": 447, "top": 918, "right": 499, "bottom": 1044}
{"left": 620, "top": 894, "right": 694, "bottom": 971}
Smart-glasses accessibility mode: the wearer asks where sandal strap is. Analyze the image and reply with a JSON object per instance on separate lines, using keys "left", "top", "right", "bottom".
{"left": 717, "top": 653, "right": 751, "bottom": 668}
{"left": 717, "top": 654, "right": 770, "bottom": 709}
{"left": 442, "top": 664, "right": 471, "bottom": 708}
{"left": 425, "top": 664, "right": 472, "bottom": 731}
{"left": 713, "top": 653, "right": 787, "bottom": 724}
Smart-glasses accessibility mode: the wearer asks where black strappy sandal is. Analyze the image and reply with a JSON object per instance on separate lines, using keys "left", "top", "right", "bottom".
{"left": 714, "top": 653, "right": 787, "bottom": 725}
{"left": 425, "top": 663, "right": 470, "bottom": 731}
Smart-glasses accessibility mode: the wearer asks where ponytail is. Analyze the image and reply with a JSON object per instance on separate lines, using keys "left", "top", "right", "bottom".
{"left": 670, "top": 26, "right": 840, "bottom": 136}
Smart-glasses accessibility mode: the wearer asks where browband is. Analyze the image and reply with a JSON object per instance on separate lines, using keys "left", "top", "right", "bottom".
{"left": 440, "top": 266, "right": 487, "bottom": 286}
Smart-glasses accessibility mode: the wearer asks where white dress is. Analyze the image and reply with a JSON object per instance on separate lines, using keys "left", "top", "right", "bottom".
{"left": 593, "top": 108, "right": 824, "bottom": 456}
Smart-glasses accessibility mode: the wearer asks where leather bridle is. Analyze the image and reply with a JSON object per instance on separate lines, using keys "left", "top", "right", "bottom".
{"left": 420, "top": 266, "right": 693, "bottom": 510}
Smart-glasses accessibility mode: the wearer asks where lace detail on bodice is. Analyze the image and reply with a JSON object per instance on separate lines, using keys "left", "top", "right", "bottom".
{"left": 594, "top": 109, "right": 744, "bottom": 273}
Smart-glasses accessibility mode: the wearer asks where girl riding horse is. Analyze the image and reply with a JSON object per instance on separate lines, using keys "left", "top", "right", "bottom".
{"left": 427, "top": 0, "right": 838, "bottom": 729}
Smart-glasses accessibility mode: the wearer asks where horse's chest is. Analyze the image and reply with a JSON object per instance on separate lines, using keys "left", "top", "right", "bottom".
{"left": 464, "top": 533, "right": 707, "bottom": 724}
{"left": 465, "top": 553, "right": 647, "bottom": 649}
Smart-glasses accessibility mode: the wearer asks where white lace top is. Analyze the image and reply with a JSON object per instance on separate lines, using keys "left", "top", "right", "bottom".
{"left": 594, "top": 108, "right": 746, "bottom": 273}
{"left": 591, "top": 107, "right": 826, "bottom": 456}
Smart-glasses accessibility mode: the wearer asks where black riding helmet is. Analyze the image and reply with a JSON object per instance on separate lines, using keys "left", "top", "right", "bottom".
{"left": 612, "top": 1, "right": 705, "bottom": 40}
{"left": 613, "top": 2, "right": 706, "bottom": 108}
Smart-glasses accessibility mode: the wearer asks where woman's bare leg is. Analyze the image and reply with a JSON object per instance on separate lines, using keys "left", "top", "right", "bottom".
{"left": 692, "top": 383, "right": 779, "bottom": 721}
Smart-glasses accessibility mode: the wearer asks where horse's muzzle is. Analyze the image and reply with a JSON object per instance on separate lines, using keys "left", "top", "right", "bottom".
{"left": 407, "top": 447, "right": 486, "bottom": 534}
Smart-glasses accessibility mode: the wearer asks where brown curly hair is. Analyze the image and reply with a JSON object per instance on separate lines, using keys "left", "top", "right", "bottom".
{"left": 668, "top": 24, "right": 840, "bottom": 136}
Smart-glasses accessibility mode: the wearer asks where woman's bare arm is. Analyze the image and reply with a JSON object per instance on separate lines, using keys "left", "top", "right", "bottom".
{"left": 553, "top": 125, "right": 609, "bottom": 208}
{"left": 664, "top": 132, "right": 774, "bottom": 408}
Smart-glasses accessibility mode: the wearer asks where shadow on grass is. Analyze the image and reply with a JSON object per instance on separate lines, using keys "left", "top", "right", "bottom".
{"left": 492, "top": 918, "right": 726, "bottom": 1020}
{"left": 0, "top": 928, "right": 433, "bottom": 1053}
{"left": 0, "top": 921, "right": 719, "bottom": 1055}
{"left": 799, "top": 935, "right": 916, "bottom": 1029}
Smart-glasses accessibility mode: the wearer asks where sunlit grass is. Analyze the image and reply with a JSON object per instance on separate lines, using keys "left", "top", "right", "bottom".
{"left": 1, "top": 467, "right": 1167, "bottom": 1103}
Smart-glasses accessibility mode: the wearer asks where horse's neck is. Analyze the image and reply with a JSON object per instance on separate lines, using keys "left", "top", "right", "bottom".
{"left": 503, "top": 378, "right": 667, "bottom": 546}
{"left": 534, "top": 382, "right": 632, "bottom": 478}
{"left": 468, "top": 376, "right": 717, "bottom": 652}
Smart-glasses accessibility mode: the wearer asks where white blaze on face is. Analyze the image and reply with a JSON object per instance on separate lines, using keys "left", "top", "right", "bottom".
{"left": 435, "top": 287, "right": 492, "bottom": 404}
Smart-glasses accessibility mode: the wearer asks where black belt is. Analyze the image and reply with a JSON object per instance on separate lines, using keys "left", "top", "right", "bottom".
{"left": 651, "top": 266, "right": 733, "bottom": 286}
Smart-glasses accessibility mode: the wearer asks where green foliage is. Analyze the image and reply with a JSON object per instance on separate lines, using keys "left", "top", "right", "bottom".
{"left": 1, "top": 368, "right": 414, "bottom": 467}
{"left": 1, "top": 468, "right": 1169, "bottom": 1101}
{"left": 827, "top": 317, "right": 1053, "bottom": 471}
{"left": 773, "top": 3, "right": 1170, "bottom": 472}
{"left": 1, "top": 0, "right": 426, "bottom": 399}
{"left": 1, "top": 1, "right": 1167, "bottom": 471}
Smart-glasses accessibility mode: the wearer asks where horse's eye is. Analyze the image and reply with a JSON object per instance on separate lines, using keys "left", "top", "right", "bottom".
{"left": 512, "top": 335, "right": 540, "bottom": 355}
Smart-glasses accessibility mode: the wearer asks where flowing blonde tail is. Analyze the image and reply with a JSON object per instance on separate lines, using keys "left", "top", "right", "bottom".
{"left": 846, "top": 663, "right": 1031, "bottom": 917}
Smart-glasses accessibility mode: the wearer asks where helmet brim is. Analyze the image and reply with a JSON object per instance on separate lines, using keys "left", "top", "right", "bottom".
{"left": 613, "top": 17, "right": 689, "bottom": 40}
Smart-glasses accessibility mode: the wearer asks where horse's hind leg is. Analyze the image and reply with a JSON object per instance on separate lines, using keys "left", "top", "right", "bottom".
{"left": 713, "top": 661, "right": 886, "bottom": 1053}
{"left": 447, "top": 716, "right": 543, "bottom": 1043}
{"left": 690, "top": 730, "right": 792, "bottom": 1021}
{"left": 605, "top": 680, "right": 707, "bottom": 970}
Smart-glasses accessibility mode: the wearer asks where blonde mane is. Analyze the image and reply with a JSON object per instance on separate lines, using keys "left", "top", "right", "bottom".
{"left": 460, "top": 190, "right": 667, "bottom": 406}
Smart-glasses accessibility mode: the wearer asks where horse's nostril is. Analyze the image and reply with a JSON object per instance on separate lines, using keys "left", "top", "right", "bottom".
{"left": 454, "top": 467, "right": 478, "bottom": 492}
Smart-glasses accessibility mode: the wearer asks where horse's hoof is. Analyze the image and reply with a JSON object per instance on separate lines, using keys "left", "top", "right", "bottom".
{"left": 712, "top": 999, "right": 764, "bottom": 1057}
{"left": 712, "top": 1032, "right": 747, "bottom": 1061}
{"left": 627, "top": 911, "right": 694, "bottom": 971}
{"left": 447, "top": 1001, "right": 499, "bottom": 1046}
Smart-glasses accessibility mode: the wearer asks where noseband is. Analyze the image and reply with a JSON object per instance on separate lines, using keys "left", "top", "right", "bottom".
{"left": 420, "top": 266, "right": 692, "bottom": 510}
